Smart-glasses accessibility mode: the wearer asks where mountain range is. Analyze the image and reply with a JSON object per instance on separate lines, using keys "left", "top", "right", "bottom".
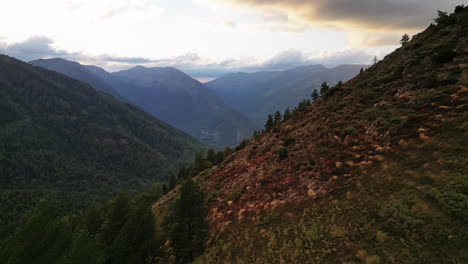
{"left": 206, "top": 64, "right": 366, "bottom": 127}
{"left": 0, "top": 55, "right": 204, "bottom": 236}
{"left": 31, "top": 59, "right": 257, "bottom": 147}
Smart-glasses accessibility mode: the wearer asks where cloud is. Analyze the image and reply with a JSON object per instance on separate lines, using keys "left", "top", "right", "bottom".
{"left": 0, "top": 36, "right": 78, "bottom": 62}
{"left": 0, "top": 36, "right": 374, "bottom": 77}
{"left": 347, "top": 31, "right": 403, "bottom": 47}
{"left": 210, "top": 0, "right": 465, "bottom": 31}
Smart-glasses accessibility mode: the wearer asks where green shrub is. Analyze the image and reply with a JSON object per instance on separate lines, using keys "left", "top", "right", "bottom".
{"left": 278, "top": 148, "right": 288, "bottom": 161}
{"left": 378, "top": 199, "right": 425, "bottom": 235}
{"left": 432, "top": 46, "right": 457, "bottom": 64}
{"left": 282, "top": 137, "right": 295, "bottom": 147}
{"left": 258, "top": 212, "right": 281, "bottom": 226}
{"left": 428, "top": 180, "right": 468, "bottom": 220}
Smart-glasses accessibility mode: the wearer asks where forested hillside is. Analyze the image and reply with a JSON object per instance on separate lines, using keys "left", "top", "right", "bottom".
{"left": 0, "top": 55, "right": 204, "bottom": 236}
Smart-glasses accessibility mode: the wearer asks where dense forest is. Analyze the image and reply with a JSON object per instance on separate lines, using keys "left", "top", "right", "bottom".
{"left": 0, "top": 147, "right": 233, "bottom": 264}
{"left": 0, "top": 55, "right": 205, "bottom": 236}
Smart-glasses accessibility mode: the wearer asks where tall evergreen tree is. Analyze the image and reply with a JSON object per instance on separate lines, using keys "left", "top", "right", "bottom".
{"left": 273, "top": 111, "right": 282, "bottom": 125}
{"left": 320, "top": 82, "right": 330, "bottom": 95}
{"left": 206, "top": 149, "right": 216, "bottom": 166}
{"left": 373, "top": 56, "right": 379, "bottom": 65}
{"left": 265, "top": 114, "right": 274, "bottom": 130}
{"left": 311, "top": 89, "right": 319, "bottom": 101}
{"left": 191, "top": 152, "right": 211, "bottom": 177}
{"left": 2, "top": 199, "right": 72, "bottom": 264}
{"left": 166, "top": 179, "right": 208, "bottom": 263}
{"left": 400, "top": 34, "right": 410, "bottom": 45}
{"left": 223, "top": 147, "right": 233, "bottom": 158}
{"left": 84, "top": 201, "right": 105, "bottom": 236}
{"left": 61, "top": 230, "right": 103, "bottom": 264}
{"left": 283, "top": 108, "right": 292, "bottom": 121}
{"left": 99, "top": 192, "right": 131, "bottom": 261}
{"left": 109, "top": 193, "right": 159, "bottom": 264}
{"left": 169, "top": 174, "right": 177, "bottom": 190}
{"left": 214, "top": 150, "right": 225, "bottom": 165}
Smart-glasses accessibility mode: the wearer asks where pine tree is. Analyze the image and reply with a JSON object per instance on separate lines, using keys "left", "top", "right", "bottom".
{"left": 311, "top": 89, "right": 319, "bottom": 101}
{"left": 265, "top": 114, "right": 274, "bottom": 130}
{"left": 62, "top": 230, "right": 104, "bottom": 264}
{"left": 360, "top": 68, "right": 364, "bottom": 73}
{"left": 191, "top": 152, "right": 211, "bottom": 177}
{"left": 99, "top": 192, "right": 131, "bottom": 258}
{"left": 169, "top": 174, "right": 177, "bottom": 190}
{"left": 320, "top": 82, "right": 330, "bottom": 95}
{"left": 283, "top": 108, "right": 292, "bottom": 121}
{"left": 206, "top": 149, "right": 216, "bottom": 166}
{"left": 167, "top": 179, "right": 208, "bottom": 263}
{"left": 273, "top": 111, "right": 282, "bottom": 125}
{"left": 4, "top": 199, "right": 72, "bottom": 264}
{"left": 400, "top": 34, "right": 410, "bottom": 46}
{"left": 215, "top": 150, "right": 224, "bottom": 165}
{"left": 373, "top": 56, "right": 379, "bottom": 65}
{"left": 223, "top": 147, "right": 233, "bottom": 158}
{"left": 109, "top": 193, "right": 159, "bottom": 264}
{"left": 84, "top": 201, "right": 105, "bottom": 236}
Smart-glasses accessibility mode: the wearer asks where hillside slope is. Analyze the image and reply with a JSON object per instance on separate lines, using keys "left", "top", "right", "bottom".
{"left": 0, "top": 55, "right": 204, "bottom": 236}
{"left": 111, "top": 66, "right": 256, "bottom": 147}
{"left": 30, "top": 58, "right": 126, "bottom": 101}
{"left": 206, "top": 64, "right": 365, "bottom": 127}
{"left": 155, "top": 7, "right": 468, "bottom": 263}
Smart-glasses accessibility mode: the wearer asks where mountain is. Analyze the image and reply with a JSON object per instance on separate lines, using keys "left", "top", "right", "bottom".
{"left": 0, "top": 55, "right": 205, "bottom": 236}
{"left": 30, "top": 58, "right": 126, "bottom": 101}
{"left": 107, "top": 65, "right": 256, "bottom": 147}
{"left": 154, "top": 7, "right": 468, "bottom": 263}
{"left": 206, "top": 64, "right": 366, "bottom": 127}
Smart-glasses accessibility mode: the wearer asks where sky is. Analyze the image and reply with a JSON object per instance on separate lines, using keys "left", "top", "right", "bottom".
{"left": 0, "top": 0, "right": 464, "bottom": 78}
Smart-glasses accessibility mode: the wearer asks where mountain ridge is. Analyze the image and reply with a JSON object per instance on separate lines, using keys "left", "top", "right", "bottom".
{"left": 0, "top": 54, "right": 205, "bottom": 236}
{"left": 206, "top": 64, "right": 367, "bottom": 127}
{"left": 154, "top": 7, "right": 468, "bottom": 263}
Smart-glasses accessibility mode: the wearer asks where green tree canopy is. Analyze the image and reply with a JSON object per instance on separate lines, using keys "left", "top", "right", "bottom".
{"left": 166, "top": 179, "right": 208, "bottom": 263}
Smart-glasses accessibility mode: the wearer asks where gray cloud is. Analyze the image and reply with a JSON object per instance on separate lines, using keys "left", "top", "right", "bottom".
{"left": 0, "top": 36, "right": 374, "bottom": 78}
{"left": 213, "top": 0, "right": 465, "bottom": 30}
{"left": 0, "top": 36, "right": 77, "bottom": 62}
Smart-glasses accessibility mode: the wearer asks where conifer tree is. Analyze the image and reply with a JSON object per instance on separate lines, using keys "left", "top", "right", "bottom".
{"left": 99, "top": 192, "right": 131, "bottom": 258}
{"left": 84, "top": 201, "right": 105, "bottom": 236}
{"left": 320, "top": 82, "right": 330, "bottom": 95}
{"left": 400, "top": 34, "right": 410, "bottom": 45}
{"left": 273, "top": 111, "right": 282, "bottom": 125}
{"left": 169, "top": 174, "right": 177, "bottom": 190}
{"left": 167, "top": 179, "right": 208, "bottom": 263}
{"left": 265, "top": 114, "right": 274, "bottom": 130}
{"left": 3, "top": 199, "right": 72, "bottom": 264}
{"left": 206, "top": 149, "right": 216, "bottom": 166}
{"left": 109, "top": 193, "right": 159, "bottom": 264}
{"left": 311, "top": 89, "right": 319, "bottom": 101}
{"left": 373, "top": 56, "right": 379, "bottom": 65}
{"left": 283, "top": 108, "right": 292, "bottom": 121}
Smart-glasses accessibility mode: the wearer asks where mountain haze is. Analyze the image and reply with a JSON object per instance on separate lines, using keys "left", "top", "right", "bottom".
{"left": 109, "top": 65, "right": 256, "bottom": 147}
{"left": 207, "top": 64, "right": 366, "bottom": 127}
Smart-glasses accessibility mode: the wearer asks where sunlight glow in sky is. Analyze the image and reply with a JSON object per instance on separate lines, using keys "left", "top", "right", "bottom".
{"left": 0, "top": 0, "right": 463, "bottom": 77}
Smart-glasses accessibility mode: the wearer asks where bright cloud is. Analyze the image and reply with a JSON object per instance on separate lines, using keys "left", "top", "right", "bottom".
{"left": 0, "top": 0, "right": 460, "bottom": 77}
